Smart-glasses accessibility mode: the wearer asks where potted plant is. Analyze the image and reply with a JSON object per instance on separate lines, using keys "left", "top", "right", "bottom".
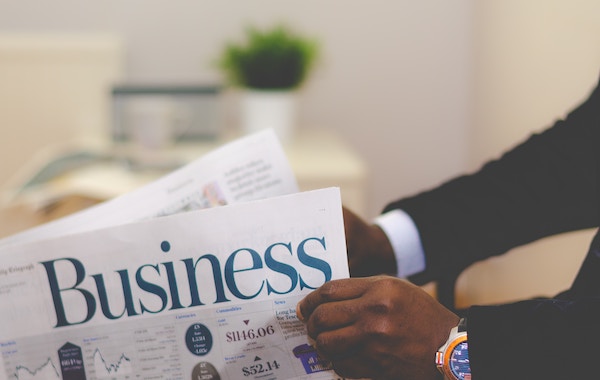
{"left": 217, "top": 24, "right": 319, "bottom": 142}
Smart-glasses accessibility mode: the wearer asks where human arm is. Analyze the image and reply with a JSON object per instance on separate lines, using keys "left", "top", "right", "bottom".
{"left": 346, "top": 80, "right": 600, "bottom": 283}
{"left": 332, "top": 80, "right": 600, "bottom": 379}
{"left": 297, "top": 275, "right": 600, "bottom": 380}
{"left": 393, "top": 81, "right": 600, "bottom": 284}
{"left": 297, "top": 275, "right": 458, "bottom": 380}
{"left": 343, "top": 207, "right": 397, "bottom": 277}
{"left": 344, "top": 206, "right": 427, "bottom": 278}
{"left": 467, "top": 295, "right": 600, "bottom": 379}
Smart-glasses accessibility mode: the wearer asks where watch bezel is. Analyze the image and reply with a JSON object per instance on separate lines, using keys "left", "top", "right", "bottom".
{"left": 439, "top": 332, "right": 468, "bottom": 380}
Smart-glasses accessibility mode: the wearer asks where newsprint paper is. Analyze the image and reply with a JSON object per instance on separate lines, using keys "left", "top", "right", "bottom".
{"left": 0, "top": 132, "right": 351, "bottom": 380}
{"left": 0, "top": 129, "right": 299, "bottom": 249}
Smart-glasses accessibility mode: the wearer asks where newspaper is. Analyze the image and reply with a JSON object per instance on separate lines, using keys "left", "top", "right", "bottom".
{"left": 0, "top": 132, "right": 351, "bottom": 380}
{"left": 0, "top": 129, "right": 299, "bottom": 248}
{"left": 0, "top": 188, "right": 349, "bottom": 380}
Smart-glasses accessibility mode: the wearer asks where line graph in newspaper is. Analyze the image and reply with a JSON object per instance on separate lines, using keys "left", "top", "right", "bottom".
{"left": 0, "top": 187, "right": 350, "bottom": 380}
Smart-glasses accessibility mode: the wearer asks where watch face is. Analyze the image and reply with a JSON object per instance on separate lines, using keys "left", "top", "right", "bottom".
{"left": 449, "top": 341, "right": 470, "bottom": 380}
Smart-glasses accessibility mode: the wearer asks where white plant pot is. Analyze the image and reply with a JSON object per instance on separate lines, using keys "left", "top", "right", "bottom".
{"left": 241, "top": 89, "right": 296, "bottom": 143}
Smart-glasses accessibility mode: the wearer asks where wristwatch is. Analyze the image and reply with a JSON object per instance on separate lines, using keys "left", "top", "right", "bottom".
{"left": 435, "top": 317, "right": 471, "bottom": 380}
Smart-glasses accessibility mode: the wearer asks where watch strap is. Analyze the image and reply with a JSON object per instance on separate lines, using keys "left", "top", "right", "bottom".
{"left": 435, "top": 317, "right": 469, "bottom": 380}
{"left": 458, "top": 316, "right": 467, "bottom": 332}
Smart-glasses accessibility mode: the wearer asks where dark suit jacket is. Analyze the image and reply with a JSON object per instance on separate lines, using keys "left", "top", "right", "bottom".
{"left": 384, "top": 79, "right": 600, "bottom": 379}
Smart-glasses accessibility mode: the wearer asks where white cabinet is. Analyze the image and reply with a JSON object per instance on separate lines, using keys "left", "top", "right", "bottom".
{"left": 284, "top": 130, "right": 367, "bottom": 215}
{"left": 12, "top": 129, "right": 367, "bottom": 215}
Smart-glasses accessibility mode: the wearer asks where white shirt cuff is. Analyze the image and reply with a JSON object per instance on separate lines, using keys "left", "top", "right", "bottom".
{"left": 374, "top": 209, "right": 426, "bottom": 278}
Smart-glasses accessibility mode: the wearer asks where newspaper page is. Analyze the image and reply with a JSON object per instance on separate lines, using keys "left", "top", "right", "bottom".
{"left": 0, "top": 187, "right": 349, "bottom": 380}
{"left": 0, "top": 129, "right": 298, "bottom": 248}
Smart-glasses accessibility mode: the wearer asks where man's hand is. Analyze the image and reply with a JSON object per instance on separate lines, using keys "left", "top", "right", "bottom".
{"left": 343, "top": 207, "right": 396, "bottom": 277}
{"left": 297, "top": 276, "right": 459, "bottom": 380}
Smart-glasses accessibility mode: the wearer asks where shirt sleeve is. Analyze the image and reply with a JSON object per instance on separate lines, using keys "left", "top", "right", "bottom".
{"left": 374, "top": 209, "right": 426, "bottom": 277}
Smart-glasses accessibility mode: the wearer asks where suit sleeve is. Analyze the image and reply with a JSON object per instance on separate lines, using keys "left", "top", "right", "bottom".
{"left": 384, "top": 81, "right": 600, "bottom": 285}
{"left": 384, "top": 81, "right": 600, "bottom": 379}
{"left": 467, "top": 296, "right": 600, "bottom": 379}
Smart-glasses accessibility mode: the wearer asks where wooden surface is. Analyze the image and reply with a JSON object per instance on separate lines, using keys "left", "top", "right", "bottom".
{"left": 0, "top": 194, "right": 101, "bottom": 239}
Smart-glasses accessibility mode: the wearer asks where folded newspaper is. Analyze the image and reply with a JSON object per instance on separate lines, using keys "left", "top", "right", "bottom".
{"left": 0, "top": 130, "right": 350, "bottom": 380}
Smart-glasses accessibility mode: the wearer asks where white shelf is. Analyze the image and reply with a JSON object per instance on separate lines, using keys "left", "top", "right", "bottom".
{"left": 13, "top": 129, "right": 368, "bottom": 215}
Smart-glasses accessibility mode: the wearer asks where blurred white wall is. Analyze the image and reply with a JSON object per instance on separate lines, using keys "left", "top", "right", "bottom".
{"left": 0, "top": 0, "right": 473, "bottom": 218}
{"left": 471, "top": 0, "right": 600, "bottom": 166}
{"left": 0, "top": 34, "right": 123, "bottom": 190}
{"left": 2, "top": 0, "right": 600, "bottom": 304}
{"left": 457, "top": 0, "right": 600, "bottom": 307}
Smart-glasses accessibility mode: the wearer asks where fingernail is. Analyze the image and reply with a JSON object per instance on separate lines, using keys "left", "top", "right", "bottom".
{"left": 296, "top": 303, "right": 305, "bottom": 322}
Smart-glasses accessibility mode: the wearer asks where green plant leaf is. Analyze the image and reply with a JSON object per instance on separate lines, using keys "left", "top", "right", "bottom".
{"left": 217, "top": 24, "right": 319, "bottom": 90}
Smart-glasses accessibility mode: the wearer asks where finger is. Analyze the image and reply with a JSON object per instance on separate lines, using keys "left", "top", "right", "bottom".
{"left": 297, "top": 278, "right": 369, "bottom": 322}
{"left": 312, "top": 324, "right": 364, "bottom": 361}
{"left": 305, "top": 298, "right": 361, "bottom": 338}
{"left": 315, "top": 326, "right": 386, "bottom": 379}
{"left": 331, "top": 354, "right": 382, "bottom": 380}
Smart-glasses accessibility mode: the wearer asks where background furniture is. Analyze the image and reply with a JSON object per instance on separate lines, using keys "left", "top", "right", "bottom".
{"left": 0, "top": 34, "right": 123, "bottom": 191}
{"left": 0, "top": 129, "right": 367, "bottom": 239}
